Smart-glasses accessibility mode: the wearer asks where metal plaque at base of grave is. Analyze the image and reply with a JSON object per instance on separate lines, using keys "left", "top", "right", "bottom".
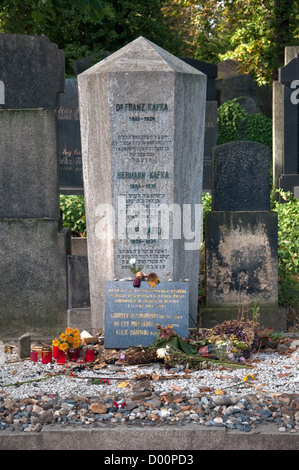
{"left": 78, "top": 36, "right": 207, "bottom": 330}
{"left": 104, "top": 281, "right": 189, "bottom": 348}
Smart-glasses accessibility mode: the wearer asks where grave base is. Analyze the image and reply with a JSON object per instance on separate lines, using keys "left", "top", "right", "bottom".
{"left": 0, "top": 220, "right": 70, "bottom": 339}
{"left": 199, "top": 305, "right": 286, "bottom": 331}
{"left": 67, "top": 308, "right": 92, "bottom": 333}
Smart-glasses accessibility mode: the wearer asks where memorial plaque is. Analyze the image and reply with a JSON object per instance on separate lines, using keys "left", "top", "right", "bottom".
{"left": 104, "top": 281, "right": 189, "bottom": 348}
{"left": 78, "top": 37, "right": 207, "bottom": 329}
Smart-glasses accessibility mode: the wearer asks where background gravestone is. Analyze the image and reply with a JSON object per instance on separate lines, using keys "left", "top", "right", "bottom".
{"left": 278, "top": 52, "right": 299, "bottom": 198}
{"left": 58, "top": 78, "right": 84, "bottom": 195}
{"left": 180, "top": 58, "right": 218, "bottom": 193}
{"left": 200, "top": 141, "right": 284, "bottom": 330}
{"left": 212, "top": 141, "right": 270, "bottom": 211}
{"left": 273, "top": 46, "right": 299, "bottom": 192}
{"left": 78, "top": 37, "right": 207, "bottom": 330}
{"left": 0, "top": 34, "right": 70, "bottom": 340}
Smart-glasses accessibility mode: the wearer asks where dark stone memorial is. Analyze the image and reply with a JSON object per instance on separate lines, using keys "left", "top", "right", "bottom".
{"left": 181, "top": 58, "right": 218, "bottom": 192}
{"left": 0, "top": 34, "right": 64, "bottom": 109}
{"left": 104, "top": 281, "right": 189, "bottom": 348}
{"left": 58, "top": 78, "right": 84, "bottom": 194}
{"left": 212, "top": 141, "right": 271, "bottom": 211}
{"left": 278, "top": 54, "right": 299, "bottom": 197}
{"left": 200, "top": 141, "right": 284, "bottom": 331}
{"left": 0, "top": 34, "right": 70, "bottom": 339}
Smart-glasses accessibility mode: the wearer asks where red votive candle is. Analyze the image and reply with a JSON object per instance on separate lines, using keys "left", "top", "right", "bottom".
{"left": 52, "top": 345, "right": 59, "bottom": 359}
{"left": 30, "top": 351, "right": 38, "bottom": 362}
{"left": 56, "top": 350, "right": 66, "bottom": 365}
{"left": 41, "top": 347, "right": 52, "bottom": 364}
{"left": 85, "top": 349, "right": 95, "bottom": 362}
{"left": 68, "top": 348, "right": 80, "bottom": 362}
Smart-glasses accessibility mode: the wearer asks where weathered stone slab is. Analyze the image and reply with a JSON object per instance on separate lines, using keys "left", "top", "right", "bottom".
{"left": 0, "top": 109, "right": 60, "bottom": 219}
{"left": 0, "top": 220, "right": 70, "bottom": 339}
{"left": 212, "top": 141, "right": 271, "bottom": 211}
{"left": 205, "top": 211, "right": 278, "bottom": 308}
{"left": 104, "top": 281, "right": 189, "bottom": 348}
{"left": 0, "top": 35, "right": 69, "bottom": 339}
{"left": 67, "top": 255, "right": 90, "bottom": 309}
{"left": 19, "top": 333, "right": 31, "bottom": 359}
{"left": 78, "top": 37, "right": 207, "bottom": 329}
{"left": 0, "top": 34, "right": 64, "bottom": 109}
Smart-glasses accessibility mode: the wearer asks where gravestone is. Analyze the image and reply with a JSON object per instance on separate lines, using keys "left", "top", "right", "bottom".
{"left": 278, "top": 52, "right": 299, "bottom": 197}
{"left": 200, "top": 141, "right": 284, "bottom": 330}
{"left": 58, "top": 78, "right": 83, "bottom": 194}
{"left": 104, "top": 281, "right": 189, "bottom": 348}
{"left": 212, "top": 141, "right": 270, "bottom": 211}
{"left": 180, "top": 58, "right": 217, "bottom": 192}
{"left": 0, "top": 34, "right": 70, "bottom": 339}
{"left": 273, "top": 46, "right": 299, "bottom": 192}
{"left": 78, "top": 37, "right": 207, "bottom": 330}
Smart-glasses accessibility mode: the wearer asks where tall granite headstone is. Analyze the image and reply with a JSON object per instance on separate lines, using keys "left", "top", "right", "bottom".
{"left": 200, "top": 141, "right": 284, "bottom": 330}
{"left": 0, "top": 34, "right": 70, "bottom": 339}
{"left": 78, "top": 37, "right": 207, "bottom": 330}
{"left": 278, "top": 52, "right": 299, "bottom": 197}
{"left": 58, "top": 78, "right": 84, "bottom": 194}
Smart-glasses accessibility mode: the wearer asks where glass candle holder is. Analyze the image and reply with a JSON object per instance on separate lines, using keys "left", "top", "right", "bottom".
{"left": 52, "top": 345, "right": 59, "bottom": 359}
{"left": 68, "top": 348, "right": 80, "bottom": 362}
{"left": 85, "top": 349, "right": 95, "bottom": 362}
{"left": 56, "top": 349, "right": 66, "bottom": 365}
{"left": 30, "top": 350, "right": 38, "bottom": 362}
{"left": 42, "top": 347, "right": 52, "bottom": 364}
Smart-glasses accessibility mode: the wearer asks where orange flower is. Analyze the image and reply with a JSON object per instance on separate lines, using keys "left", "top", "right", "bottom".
{"left": 59, "top": 342, "right": 69, "bottom": 351}
{"left": 65, "top": 327, "right": 73, "bottom": 335}
{"left": 52, "top": 339, "right": 60, "bottom": 347}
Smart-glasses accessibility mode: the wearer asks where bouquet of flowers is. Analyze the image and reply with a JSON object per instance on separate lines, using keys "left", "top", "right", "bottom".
{"left": 52, "top": 327, "right": 81, "bottom": 352}
{"left": 198, "top": 336, "right": 247, "bottom": 363}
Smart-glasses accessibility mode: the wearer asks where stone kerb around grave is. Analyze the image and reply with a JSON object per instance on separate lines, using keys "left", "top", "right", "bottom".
{"left": 78, "top": 37, "right": 207, "bottom": 331}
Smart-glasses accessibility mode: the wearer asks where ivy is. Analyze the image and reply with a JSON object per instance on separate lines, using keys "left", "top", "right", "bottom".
{"left": 59, "top": 194, "right": 86, "bottom": 236}
{"left": 272, "top": 190, "right": 299, "bottom": 306}
{"left": 217, "top": 98, "right": 248, "bottom": 145}
{"left": 217, "top": 99, "right": 272, "bottom": 150}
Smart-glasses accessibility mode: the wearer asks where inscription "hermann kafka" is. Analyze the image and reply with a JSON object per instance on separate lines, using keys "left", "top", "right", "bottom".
{"left": 116, "top": 103, "right": 169, "bottom": 112}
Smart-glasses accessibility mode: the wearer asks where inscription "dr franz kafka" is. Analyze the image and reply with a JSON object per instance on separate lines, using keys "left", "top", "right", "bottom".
{"left": 116, "top": 103, "right": 169, "bottom": 112}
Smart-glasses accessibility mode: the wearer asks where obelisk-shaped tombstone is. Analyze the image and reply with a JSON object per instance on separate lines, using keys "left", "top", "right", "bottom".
{"left": 78, "top": 37, "right": 207, "bottom": 329}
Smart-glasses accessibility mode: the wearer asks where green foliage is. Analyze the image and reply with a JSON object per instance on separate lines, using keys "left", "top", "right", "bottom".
{"left": 217, "top": 99, "right": 247, "bottom": 145}
{"left": 59, "top": 194, "right": 86, "bottom": 236}
{"left": 242, "top": 113, "right": 272, "bottom": 148}
{"left": 0, "top": 0, "right": 182, "bottom": 76}
{"left": 272, "top": 190, "right": 299, "bottom": 306}
{"left": 201, "top": 192, "right": 212, "bottom": 241}
{"left": 217, "top": 99, "right": 272, "bottom": 149}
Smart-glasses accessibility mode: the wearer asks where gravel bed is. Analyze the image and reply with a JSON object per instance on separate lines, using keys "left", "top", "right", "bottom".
{"left": 0, "top": 347, "right": 298, "bottom": 433}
